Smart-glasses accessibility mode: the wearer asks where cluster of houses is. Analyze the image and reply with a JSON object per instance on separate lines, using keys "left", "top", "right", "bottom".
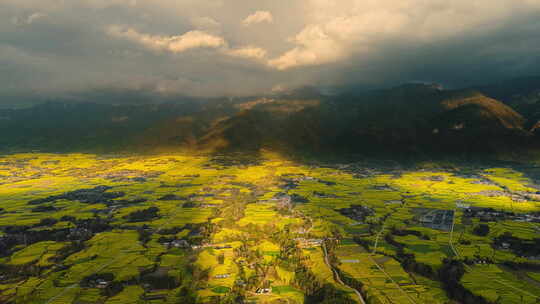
{"left": 421, "top": 175, "right": 445, "bottom": 182}
{"left": 67, "top": 227, "right": 92, "bottom": 240}
{"left": 475, "top": 190, "right": 529, "bottom": 203}
{"left": 162, "top": 239, "right": 234, "bottom": 251}
{"left": 279, "top": 175, "right": 317, "bottom": 190}
{"left": 272, "top": 193, "right": 293, "bottom": 210}
{"left": 461, "top": 206, "right": 540, "bottom": 223}
{"left": 464, "top": 257, "right": 493, "bottom": 265}
{"left": 294, "top": 238, "right": 324, "bottom": 248}
{"left": 255, "top": 288, "right": 271, "bottom": 294}
{"left": 191, "top": 193, "right": 216, "bottom": 202}
{"left": 214, "top": 274, "right": 231, "bottom": 279}
{"left": 162, "top": 239, "right": 190, "bottom": 249}
{"left": 498, "top": 242, "right": 511, "bottom": 250}
{"left": 279, "top": 174, "right": 340, "bottom": 191}
{"left": 95, "top": 279, "right": 110, "bottom": 289}
{"left": 82, "top": 277, "right": 111, "bottom": 289}
{"left": 199, "top": 203, "right": 219, "bottom": 208}
{"left": 420, "top": 209, "right": 454, "bottom": 231}
{"left": 295, "top": 227, "right": 309, "bottom": 235}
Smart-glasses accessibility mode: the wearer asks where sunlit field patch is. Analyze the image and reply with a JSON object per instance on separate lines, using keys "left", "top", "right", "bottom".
{"left": 2, "top": 152, "right": 540, "bottom": 303}
{"left": 462, "top": 264, "right": 540, "bottom": 304}
{"left": 5, "top": 241, "right": 67, "bottom": 267}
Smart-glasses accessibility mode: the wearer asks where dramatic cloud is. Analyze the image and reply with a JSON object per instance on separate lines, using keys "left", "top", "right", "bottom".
{"left": 107, "top": 26, "right": 267, "bottom": 61}
{"left": 268, "top": 25, "right": 342, "bottom": 70}
{"left": 107, "top": 26, "right": 226, "bottom": 53}
{"left": 269, "top": 0, "right": 540, "bottom": 70}
{"left": 1, "top": 0, "right": 540, "bottom": 102}
{"left": 226, "top": 46, "right": 267, "bottom": 60}
{"left": 242, "top": 11, "right": 274, "bottom": 26}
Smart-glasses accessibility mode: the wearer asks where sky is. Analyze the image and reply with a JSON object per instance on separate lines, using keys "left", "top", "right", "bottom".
{"left": 1, "top": 0, "right": 540, "bottom": 102}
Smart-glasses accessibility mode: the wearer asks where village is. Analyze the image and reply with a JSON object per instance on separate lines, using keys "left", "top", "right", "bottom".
{"left": 459, "top": 204, "right": 540, "bottom": 223}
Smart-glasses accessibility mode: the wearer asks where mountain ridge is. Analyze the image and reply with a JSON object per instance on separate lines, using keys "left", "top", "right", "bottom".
{"left": 0, "top": 78, "right": 538, "bottom": 157}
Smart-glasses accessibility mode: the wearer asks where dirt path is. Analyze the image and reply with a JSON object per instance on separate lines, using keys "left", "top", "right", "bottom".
{"left": 370, "top": 223, "right": 418, "bottom": 304}
{"left": 322, "top": 241, "right": 367, "bottom": 304}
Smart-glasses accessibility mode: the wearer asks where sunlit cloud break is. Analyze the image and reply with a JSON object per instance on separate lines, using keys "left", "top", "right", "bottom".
{"left": 106, "top": 26, "right": 226, "bottom": 53}
{"left": 242, "top": 11, "right": 274, "bottom": 26}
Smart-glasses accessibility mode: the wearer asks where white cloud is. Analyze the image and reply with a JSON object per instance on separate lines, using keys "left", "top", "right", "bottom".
{"left": 268, "top": 25, "right": 343, "bottom": 70}
{"left": 1, "top": 0, "right": 540, "bottom": 97}
{"left": 268, "top": 0, "right": 540, "bottom": 70}
{"left": 226, "top": 46, "right": 267, "bottom": 60}
{"left": 107, "top": 26, "right": 226, "bottom": 53}
{"left": 107, "top": 25, "right": 269, "bottom": 61}
{"left": 242, "top": 10, "right": 273, "bottom": 26}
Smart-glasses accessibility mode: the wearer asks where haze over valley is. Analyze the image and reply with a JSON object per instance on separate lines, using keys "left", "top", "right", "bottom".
{"left": 2, "top": 1, "right": 540, "bottom": 304}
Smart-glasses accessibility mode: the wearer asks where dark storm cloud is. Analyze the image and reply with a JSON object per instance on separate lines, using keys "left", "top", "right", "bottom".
{"left": 331, "top": 9, "right": 540, "bottom": 89}
{"left": 1, "top": 0, "right": 540, "bottom": 104}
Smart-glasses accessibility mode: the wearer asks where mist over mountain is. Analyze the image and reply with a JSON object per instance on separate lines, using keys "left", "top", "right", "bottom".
{"left": 1, "top": 77, "right": 538, "bottom": 158}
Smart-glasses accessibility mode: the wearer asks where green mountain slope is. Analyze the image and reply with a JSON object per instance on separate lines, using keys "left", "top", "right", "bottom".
{"left": 194, "top": 84, "right": 528, "bottom": 155}
{"left": 0, "top": 82, "right": 535, "bottom": 156}
{"left": 475, "top": 77, "right": 540, "bottom": 130}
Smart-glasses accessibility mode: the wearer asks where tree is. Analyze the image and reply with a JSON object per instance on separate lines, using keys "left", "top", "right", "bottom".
{"left": 176, "top": 286, "right": 197, "bottom": 304}
{"left": 473, "top": 224, "right": 490, "bottom": 236}
{"left": 125, "top": 207, "right": 159, "bottom": 222}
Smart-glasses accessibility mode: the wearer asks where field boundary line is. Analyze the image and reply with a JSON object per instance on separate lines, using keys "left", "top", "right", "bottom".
{"left": 372, "top": 222, "right": 385, "bottom": 255}
{"left": 449, "top": 208, "right": 539, "bottom": 300}
{"left": 45, "top": 204, "right": 187, "bottom": 304}
{"left": 321, "top": 241, "right": 367, "bottom": 304}
{"left": 369, "top": 222, "right": 417, "bottom": 304}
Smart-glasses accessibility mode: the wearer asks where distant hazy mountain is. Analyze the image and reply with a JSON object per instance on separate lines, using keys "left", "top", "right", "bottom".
{"left": 0, "top": 78, "right": 538, "bottom": 156}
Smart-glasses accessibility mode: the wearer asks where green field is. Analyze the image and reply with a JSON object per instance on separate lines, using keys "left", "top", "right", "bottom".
{"left": 1, "top": 152, "right": 540, "bottom": 303}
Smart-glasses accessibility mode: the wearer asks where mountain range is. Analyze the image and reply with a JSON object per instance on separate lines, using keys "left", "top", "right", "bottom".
{"left": 1, "top": 77, "right": 540, "bottom": 157}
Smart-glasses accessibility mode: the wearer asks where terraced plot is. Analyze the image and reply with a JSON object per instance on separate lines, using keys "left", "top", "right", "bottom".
{"left": 1, "top": 152, "right": 540, "bottom": 303}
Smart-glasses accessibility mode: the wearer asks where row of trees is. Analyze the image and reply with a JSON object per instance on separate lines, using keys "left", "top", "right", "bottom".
{"left": 494, "top": 232, "right": 540, "bottom": 257}
{"left": 439, "top": 259, "right": 490, "bottom": 304}
{"left": 384, "top": 231, "right": 491, "bottom": 304}
{"left": 125, "top": 207, "right": 159, "bottom": 222}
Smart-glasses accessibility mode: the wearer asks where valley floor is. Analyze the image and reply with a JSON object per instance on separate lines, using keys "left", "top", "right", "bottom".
{"left": 1, "top": 151, "right": 540, "bottom": 303}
